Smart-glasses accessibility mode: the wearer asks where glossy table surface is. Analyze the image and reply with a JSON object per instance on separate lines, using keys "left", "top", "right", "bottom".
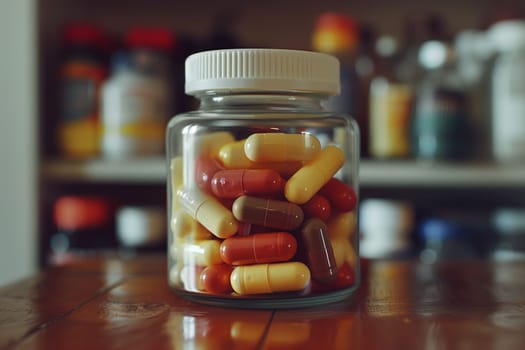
{"left": 1, "top": 254, "right": 525, "bottom": 349}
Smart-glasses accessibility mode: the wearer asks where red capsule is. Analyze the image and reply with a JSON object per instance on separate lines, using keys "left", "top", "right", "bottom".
{"left": 195, "top": 155, "right": 223, "bottom": 192}
{"left": 220, "top": 232, "right": 297, "bottom": 265}
{"left": 310, "top": 262, "right": 355, "bottom": 293}
{"left": 301, "top": 194, "right": 331, "bottom": 221}
{"left": 211, "top": 169, "right": 285, "bottom": 199}
{"left": 200, "top": 264, "right": 234, "bottom": 294}
{"left": 320, "top": 178, "right": 357, "bottom": 212}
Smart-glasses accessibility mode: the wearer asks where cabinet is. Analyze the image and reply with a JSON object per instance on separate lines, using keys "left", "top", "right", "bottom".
{"left": 36, "top": 0, "right": 525, "bottom": 265}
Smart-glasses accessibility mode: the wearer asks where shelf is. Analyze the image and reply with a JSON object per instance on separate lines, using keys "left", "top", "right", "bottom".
{"left": 41, "top": 158, "right": 525, "bottom": 188}
{"left": 41, "top": 158, "right": 167, "bottom": 183}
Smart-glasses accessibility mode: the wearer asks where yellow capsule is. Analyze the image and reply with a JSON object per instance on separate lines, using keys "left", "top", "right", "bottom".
{"left": 218, "top": 139, "right": 302, "bottom": 177}
{"left": 244, "top": 133, "right": 321, "bottom": 162}
{"left": 331, "top": 238, "right": 357, "bottom": 269}
{"left": 326, "top": 211, "right": 357, "bottom": 240}
{"left": 182, "top": 239, "right": 222, "bottom": 266}
{"left": 230, "top": 262, "right": 310, "bottom": 295}
{"left": 285, "top": 145, "right": 345, "bottom": 204}
{"left": 171, "top": 211, "right": 212, "bottom": 241}
{"left": 178, "top": 187, "right": 238, "bottom": 238}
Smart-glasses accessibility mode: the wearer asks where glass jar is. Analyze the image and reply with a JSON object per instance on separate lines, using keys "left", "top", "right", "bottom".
{"left": 166, "top": 48, "right": 360, "bottom": 308}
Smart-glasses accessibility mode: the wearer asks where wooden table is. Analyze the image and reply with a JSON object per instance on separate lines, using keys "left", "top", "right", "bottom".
{"left": 1, "top": 254, "right": 525, "bottom": 349}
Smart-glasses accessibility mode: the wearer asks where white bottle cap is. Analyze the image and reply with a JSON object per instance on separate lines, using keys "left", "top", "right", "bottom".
{"left": 185, "top": 48, "right": 340, "bottom": 95}
{"left": 116, "top": 206, "right": 166, "bottom": 247}
{"left": 488, "top": 20, "right": 525, "bottom": 53}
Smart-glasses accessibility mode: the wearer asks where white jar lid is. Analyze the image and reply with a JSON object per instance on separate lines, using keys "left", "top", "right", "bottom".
{"left": 185, "top": 48, "right": 340, "bottom": 95}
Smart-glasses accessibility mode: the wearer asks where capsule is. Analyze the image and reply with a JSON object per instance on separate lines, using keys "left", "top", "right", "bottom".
{"left": 230, "top": 262, "right": 310, "bottom": 295}
{"left": 301, "top": 194, "right": 331, "bottom": 221}
{"left": 301, "top": 218, "right": 338, "bottom": 284}
{"left": 331, "top": 238, "right": 357, "bottom": 270}
{"left": 232, "top": 196, "right": 304, "bottom": 231}
{"left": 320, "top": 178, "right": 357, "bottom": 212}
{"left": 200, "top": 264, "right": 234, "bottom": 294}
{"left": 285, "top": 145, "right": 345, "bottom": 204}
{"left": 178, "top": 187, "right": 238, "bottom": 238}
{"left": 244, "top": 133, "right": 321, "bottom": 162}
{"left": 220, "top": 232, "right": 297, "bottom": 265}
{"left": 195, "top": 155, "right": 222, "bottom": 193}
{"left": 218, "top": 140, "right": 302, "bottom": 177}
{"left": 170, "top": 157, "right": 183, "bottom": 214}
{"left": 183, "top": 131, "right": 235, "bottom": 187}
{"left": 211, "top": 169, "right": 284, "bottom": 199}
{"left": 180, "top": 265, "right": 206, "bottom": 291}
{"left": 326, "top": 211, "right": 357, "bottom": 240}
{"left": 171, "top": 211, "right": 212, "bottom": 241}
{"left": 181, "top": 239, "right": 222, "bottom": 266}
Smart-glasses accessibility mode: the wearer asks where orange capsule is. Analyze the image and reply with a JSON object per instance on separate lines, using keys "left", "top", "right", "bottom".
{"left": 301, "top": 218, "right": 338, "bottom": 284}
{"left": 232, "top": 196, "right": 304, "bottom": 231}
{"left": 301, "top": 194, "right": 331, "bottom": 221}
{"left": 220, "top": 232, "right": 297, "bottom": 265}
{"left": 211, "top": 169, "right": 284, "bottom": 199}
{"left": 320, "top": 178, "right": 357, "bottom": 212}
{"left": 200, "top": 264, "right": 234, "bottom": 294}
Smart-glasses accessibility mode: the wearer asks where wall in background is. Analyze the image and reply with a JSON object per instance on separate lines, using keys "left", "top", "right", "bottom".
{"left": 0, "top": 0, "right": 38, "bottom": 285}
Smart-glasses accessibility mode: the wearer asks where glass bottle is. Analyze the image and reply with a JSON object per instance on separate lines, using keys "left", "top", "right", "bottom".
{"left": 166, "top": 48, "right": 360, "bottom": 308}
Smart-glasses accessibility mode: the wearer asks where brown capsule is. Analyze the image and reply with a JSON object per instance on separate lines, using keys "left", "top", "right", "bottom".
{"left": 301, "top": 218, "right": 338, "bottom": 284}
{"left": 232, "top": 196, "right": 304, "bottom": 231}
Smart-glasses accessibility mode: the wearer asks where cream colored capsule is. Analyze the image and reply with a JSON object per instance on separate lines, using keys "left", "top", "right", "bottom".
{"left": 170, "top": 156, "right": 183, "bottom": 211}
{"left": 326, "top": 211, "right": 357, "bottom": 239}
{"left": 178, "top": 187, "right": 238, "bottom": 238}
{"left": 182, "top": 239, "right": 222, "bottom": 266}
{"left": 244, "top": 133, "right": 321, "bottom": 162}
{"left": 182, "top": 131, "right": 234, "bottom": 187}
{"left": 285, "top": 145, "right": 345, "bottom": 204}
{"left": 171, "top": 211, "right": 211, "bottom": 241}
{"left": 230, "top": 262, "right": 310, "bottom": 295}
{"left": 218, "top": 139, "right": 302, "bottom": 177}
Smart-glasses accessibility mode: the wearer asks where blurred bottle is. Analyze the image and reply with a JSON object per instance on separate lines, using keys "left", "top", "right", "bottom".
{"left": 57, "top": 22, "right": 109, "bottom": 158}
{"left": 454, "top": 30, "right": 493, "bottom": 161}
{"left": 492, "top": 208, "right": 525, "bottom": 261}
{"left": 418, "top": 216, "right": 483, "bottom": 263}
{"left": 411, "top": 40, "right": 471, "bottom": 161}
{"left": 487, "top": 19, "right": 525, "bottom": 162}
{"left": 359, "top": 199, "right": 415, "bottom": 259}
{"left": 354, "top": 24, "right": 380, "bottom": 157}
{"left": 369, "top": 35, "right": 413, "bottom": 159}
{"left": 51, "top": 195, "right": 116, "bottom": 263}
{"left": 312, "top": 13, "right": 363, "bottom": 153}
{"left": 101, "top": 27, "right": 175, "bottom": 158}
{"left": 116, "top": 206, "right": 166, "bottom": 251}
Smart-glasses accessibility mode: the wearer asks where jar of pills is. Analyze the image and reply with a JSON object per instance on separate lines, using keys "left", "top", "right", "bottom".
{"left": 166, "top": 48, "right": 360, "bottom": 308}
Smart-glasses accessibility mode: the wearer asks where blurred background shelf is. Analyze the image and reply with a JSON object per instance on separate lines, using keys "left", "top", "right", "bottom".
{"left": 41, "top": 158, "right": 525, "bottom": 188}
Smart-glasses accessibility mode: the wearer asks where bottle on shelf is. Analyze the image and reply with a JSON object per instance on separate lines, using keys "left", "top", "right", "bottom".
{"left": 101, "top": 27, "right": 176, "bottom": 158}
{"left": 411, "top": 39, "right": 471, "bottom": 161}
{"left": 116, "top": 206, "right": 166, "bottom": 251}
{"left": 57, "top": 22, "right": 109, "bottom": 159}
{"left": 488, "top": 19, "right": 525, "bottom": 163}
{"left": 368, "top": 35, "right": 413, "bottom": 159}
{"left": 359, "top": 199, "right": 415, "bottom": 259}
{"left": 312, "top": 12, "right": 364, "bottom": 155}
{"left": 50, "top": 195, "right": 116, "bottom": 264}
